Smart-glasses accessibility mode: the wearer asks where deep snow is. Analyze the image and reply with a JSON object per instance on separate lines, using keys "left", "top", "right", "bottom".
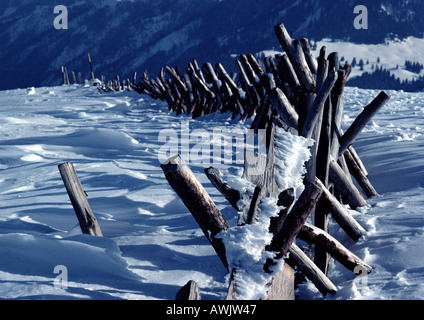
{"left": 0, "top": 84, "right": 423, "bottom": 300}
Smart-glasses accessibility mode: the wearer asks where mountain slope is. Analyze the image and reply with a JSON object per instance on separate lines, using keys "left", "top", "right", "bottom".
{"left": 1, "top": 0, "right": 423, "bottom": 90}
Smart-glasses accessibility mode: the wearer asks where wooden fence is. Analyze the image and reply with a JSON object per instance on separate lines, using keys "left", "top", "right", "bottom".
{"left": 60, "top": 22, "right": 390, "bottom": 300}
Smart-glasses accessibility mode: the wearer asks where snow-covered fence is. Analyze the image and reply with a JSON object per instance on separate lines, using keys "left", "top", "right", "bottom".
{"left": 101, "top": 21, "right": 390, "bottom": 299}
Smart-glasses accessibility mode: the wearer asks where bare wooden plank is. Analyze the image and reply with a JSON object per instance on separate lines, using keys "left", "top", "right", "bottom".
{"left": 161, "top": 155, "right": 230, "bottom": 270}
{"left": 58, "top": 162, "right": 103, "bottom": 237}
{"left": 265, "top": 264, "right": 295, "bottom": 300}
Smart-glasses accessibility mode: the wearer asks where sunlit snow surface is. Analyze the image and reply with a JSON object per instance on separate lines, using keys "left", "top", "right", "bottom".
{"left": 0, "top": 85, "right": 423, "bottom": 300}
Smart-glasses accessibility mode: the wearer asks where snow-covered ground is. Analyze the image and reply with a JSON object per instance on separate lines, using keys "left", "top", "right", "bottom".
{"left": 0, "top": 84, "right": 423, "bottom": 300}
{"left": 312, "top": 37, "right": 424, "bottom": 82}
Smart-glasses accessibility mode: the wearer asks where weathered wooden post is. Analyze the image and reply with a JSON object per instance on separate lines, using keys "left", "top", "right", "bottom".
{"left": 161, "top": 155, "right": 230, "bottom": 270}
{"left": 176, "top": 280, "right": 202, "bottom": 300}
{"left": 339, "top": 91, "right": 391, "bottom": 156}
{"left": 267, "top": 182, "right": 323, "bottom": 259}
{"left": 61, "top": 66, "right": 69, "bottom": 85}
{"left": 205, "top": 167, "right": 240, "bottom": 211}
{"left": 58, "top": 162, "right": 103, "bottom": 237}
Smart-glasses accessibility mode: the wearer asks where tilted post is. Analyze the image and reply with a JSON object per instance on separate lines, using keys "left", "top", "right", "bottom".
{"left": 161, "top": 155, "right": 230, "bottom": 270}
{"left": 58, "top": 162, "right": 103, "bottom": 237}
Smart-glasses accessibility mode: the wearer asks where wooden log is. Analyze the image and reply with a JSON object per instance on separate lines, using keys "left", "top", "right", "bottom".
{"left": 301, "top": 68, "right": 338, "bottom": 139}
{"left": 203, "top": 62, "right": 224, "bottom": 111}
{"left": 329, "top": 157, "right": 367, "bottom": 209}
{"left": 314, "top": 94, "right": 333, "bottom": 272}
{"left": 242, "top": 150, "right": 267, "bottom": 189}
{"left": 165, "top": 66, "right": 191, "bottom": 111}
{"left": 161, "top": 155, "right": 230, "bottom": 270}
{"left": 192, "top": 59, "right": 207, "bottom": 84}
{"left": 61, "top": 66, "right": 69, "bottom": 85}
{"left": 187, "top": 68, "right": 215, "bottom": 100}
{"left": 339, "top": 91, "right": 391, "bottom": 156}
{"left": 225, "top": 268, "right": 237, "bottom": 300}
{"left": 349, "top": 145, "right": 368, "bottom": 176}
{"left": 298, "top": 223, "right": 372, "bottom": 274}
{"left": 268, "top": 87, "right": 299, "bottom": 131}
{"left": 315, "top": 46, "right": 328, "bottom": 93}
{"left": 269, "top": 188, "right": 295, "bottom": 235}
{"left": 216, "top": 62, "right": 239, "bottom": 95}
{"left": 288, "top": 243, "right": 337, "bottom": 296}
{"left": 266, "top": 183, "right": 323, "bottom": 258}
{"left": 330, "top": 65, "right": 352, "bottom": 159}
{"left": 247, "top": 54, "right": 276, "bottom": 92}
{"left": 245, "top": 186, "right": 263, "bottom": 225}
{"left": 71, "top": 71, "right": 77, "bottom": 84}
{"left": 205, "top": 167, "right": 240, "bottom": 211}
{"left": 158, "top": 69, "right": 176, "bottom": 107}
{"left": 239, "top": 55, "right": 260, "bottom": 88}
{"left": 344, "top": 148, "right": 378, "bottom": 197}
{"left": 274, "top": 23, "right": 315, "bottom": 92}
{"left": 239, "top": 124, "right": 277, "bottom": 224}
{"left": 175, "top": 280, "right": 202, "bottom": 300}
{"left": 265, "top": 56, "right": 284, "bottom": 91}
{"left": 58, "top": 162, "right": 103, "bottom": 237}
{"left": 300, "top": 38, "right": 318, "bottom": 75}
{"left": 235, "top": 59, "right": 259, "bottom": 119}
{"left": 252, "top": 97, "right": 272, "bottom": 132}
{"left": 315, "top": 177, "right": 366, "bottom": 240}
{"left": 239, "top": 55, "right": 265, "bottom": 105}
{"left": 275, "top": 53, "right": 301, "bottom": 93}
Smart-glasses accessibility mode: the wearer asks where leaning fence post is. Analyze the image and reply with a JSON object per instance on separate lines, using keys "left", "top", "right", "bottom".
{"left": 161, "top": 155, "right": 230, "bottom": 270}
{"left": 338, "top": 91, "right": 391, "bottom": 156}
{"left": 58, "top": 162, "right": 103, "bottom": 237}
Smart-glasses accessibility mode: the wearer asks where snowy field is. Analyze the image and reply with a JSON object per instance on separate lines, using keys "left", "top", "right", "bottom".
{"left": 0, "top": 84, "right": 423, "bottom": 300}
